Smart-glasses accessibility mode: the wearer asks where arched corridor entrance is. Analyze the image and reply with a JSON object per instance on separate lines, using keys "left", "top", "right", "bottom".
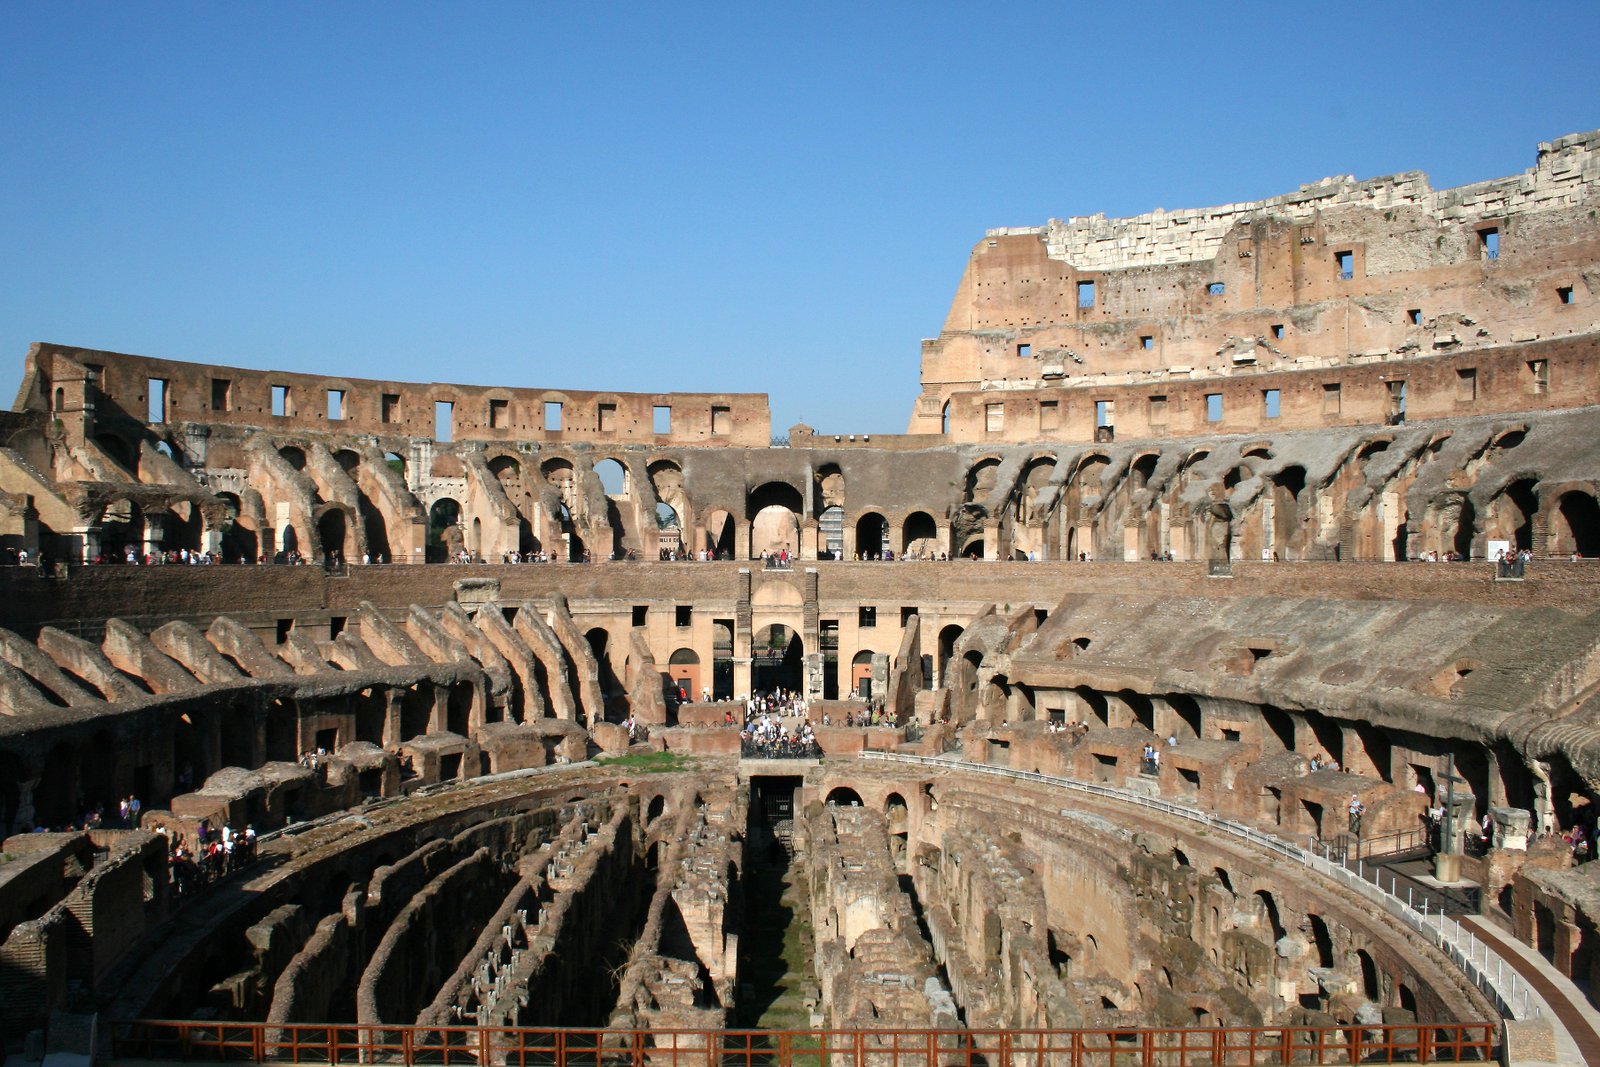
{"left": 752, "top": 624, "right": 804, "bottom": 693}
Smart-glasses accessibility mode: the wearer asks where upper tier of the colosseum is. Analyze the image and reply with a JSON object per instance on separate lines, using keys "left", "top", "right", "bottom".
{"left": 1009, "top": 130, "right": 1600, "bottom": 273}
{"left": 911, "top": 130, "right": 1600, "bottom": 437}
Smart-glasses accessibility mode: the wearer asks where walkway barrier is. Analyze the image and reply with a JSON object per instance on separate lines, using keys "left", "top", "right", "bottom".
{"left": 110, "top": 1020, "right": 1498, "bottom": 1066}
{"left": 862, "top": 752, "right": 1539, "bottom": 1021}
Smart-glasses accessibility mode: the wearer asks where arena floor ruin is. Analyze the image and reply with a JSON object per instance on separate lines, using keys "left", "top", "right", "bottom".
{"left": 3, "top": 131, "right": 1600, "bottom": 1065}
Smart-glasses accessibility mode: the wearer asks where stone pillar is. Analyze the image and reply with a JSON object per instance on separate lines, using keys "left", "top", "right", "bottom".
{"left": 983, "top": 519, "right": 1001, "bottom": 561}
{"left": 431, "top": 684, "right": 450, "bottom": 734}
{"left": 735, "top": 568, "right": 752, "bottom": 697}
{"left": 736, "top": 519, "right": 751, "bottom": 561}
{"left": 1490, "top": 807, "right": 1530, "bottom": 851}
{"left": 143, "top": 514, "right": 166, "bottom": 559}
{"left": 799, "top": 517, "right": 818, "bottom": 561}
{"left": 384, "top": 689, "right": 404, "bottom": 746}
{"left": 887, "top": 521, "right": 904, "bottom": 558}
{"left": 76, "top": 524, "right": 101, "bottom": 564}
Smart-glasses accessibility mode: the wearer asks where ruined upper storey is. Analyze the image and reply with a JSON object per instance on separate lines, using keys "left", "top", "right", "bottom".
{"left": 911, "top": 130, "right": 1600, "bottom": 438}
{"left": 18, "top": 344, "right": 772, "bottom": 448}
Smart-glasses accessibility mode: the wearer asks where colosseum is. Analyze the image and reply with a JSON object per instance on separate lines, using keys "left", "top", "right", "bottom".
{"left": 1, "top": 131, "right": 1598, "bottom": 1066}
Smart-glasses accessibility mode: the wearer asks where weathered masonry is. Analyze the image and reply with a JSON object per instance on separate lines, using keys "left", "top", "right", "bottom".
{"left": 1, "top": 131, "right": 1598, "bottom": 1058}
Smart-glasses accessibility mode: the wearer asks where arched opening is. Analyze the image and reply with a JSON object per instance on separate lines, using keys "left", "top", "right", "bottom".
{"left": 1168, "top": 693, "right": 1203, "bottom": 739}
{"left": 851, "top": 650, "right": 876, "bottom": 699}
{"left": 700, "top": 509, "right": 735, "bottom": 559}
{"left": 936, "top": 625, "right": 964, "bottom": 689}
{"left": 1254, "top": 889, "right": 1286, "bottom": 942}
{"left": 1261, "top": 705, "right": 1297, "bottom": 752}
{"left": 1554, "top": 491, "right": 1600, "bottom": 558}
{"left": 100, "top": 499, "right": 143, "bottom": 561}
{"left": 855, "top": 513, "right": 888, "bottom": 558}
{"left": 1121, "top": 690, "right": 1155, "bottom": 732}
{"left": 965, "top": 458, "right": 1001, "bottom": 503}
{"left": 1357, "top": 949, "right": 1380, "bottom": 1000}
{"left": 1308, "top": 914, "right": 1334, "bottom": 968}
{"left": 594, "top": 457, "right": 628, "bottom": 498}
{"left": 586, "top": 628, "right": 625, "bottom": 719}
{"left": 279, "top": 446, "right": 307, "bottom": 471}
{"left": 216, "top": 493, "right": 257, "bottom": 563}
{"left": 752, "top": 624, "right": 804, "bottom": 694}
{"left": 647, "top": 795, "right": 666, "bottom": 822}
{"left": 1130, "top": 453, "right": 1159, "bottom": 491}
{"left": 427, "top": 498, "right": 462, "bottom": 562}
{"left": 748, "top": 482, "right": 802, "bottom": 559}
{"left": 960, "top": 537, "right": 984, "bottom": 559}
{"left": 825, "top": 787, "right": 863, "bottom": 807}
{"left": 902, "top": 511, "right": 938, "bottom": 557}
{"left": 317, "top": 509, "right": 348, "bottom": 563}
{"left": 667, "top": 647, "right": 701, "bottom": 707}
{"left": 1493, "top": 478, "right": 1540, "bottom": 552}
{"left": 711, "top": 620, "right": 735, "bottom": 700}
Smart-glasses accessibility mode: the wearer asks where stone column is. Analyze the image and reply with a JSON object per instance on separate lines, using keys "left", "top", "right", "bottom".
{"left": 75, "top": 524, "right": 102, "bottom": 564}
{"left": 143, "top": 514, "right": 166, "bottom": 559}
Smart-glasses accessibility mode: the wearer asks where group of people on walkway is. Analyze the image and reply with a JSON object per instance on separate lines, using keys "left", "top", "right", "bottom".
{"left": 166, "top": 820, "right": 257, "bottom": 895}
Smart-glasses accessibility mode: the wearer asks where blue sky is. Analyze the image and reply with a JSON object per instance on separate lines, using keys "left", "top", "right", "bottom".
{"left": 3, "top": 2, "right": 1596, "bottom": 435}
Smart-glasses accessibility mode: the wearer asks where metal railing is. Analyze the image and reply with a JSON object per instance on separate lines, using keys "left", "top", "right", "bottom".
{"left": 110, "top": 1020, "right": 1497, "bottom": 1066}
{"left": 862, "top": 752, "right": 1539, "bottom": 1021}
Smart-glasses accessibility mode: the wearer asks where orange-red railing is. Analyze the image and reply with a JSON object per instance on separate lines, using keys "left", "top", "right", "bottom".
{"left": 110, "top": 1021, "right": 1498, "bottom": 1067}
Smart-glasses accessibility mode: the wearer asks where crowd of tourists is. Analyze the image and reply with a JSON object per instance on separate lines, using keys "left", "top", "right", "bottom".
{"left": 166, "top": 819, "right": 258, "bottom": 895}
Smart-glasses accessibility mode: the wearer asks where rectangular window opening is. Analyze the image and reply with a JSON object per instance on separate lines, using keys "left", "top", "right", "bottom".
{"left": 490, "top": 398, "right": 509, "bottom": 429}
{"left": 1558, "top": 285, "right": 1575, "bottom": 305}
{"left": 675, "top": 605, "right": 692, "bottom": 628}
{"left": 1039, "top": 400, "right": 1060, "bottom": 432}
{"left": 1205, "top": 393, "right": 1223, "bottom": 422}
{"left": 1323, "top": 383, "right": 1342, "bottom": 415}
{"left": 1527, "top": 359, "right": 1550, "bottom": 394}
{"left": 1017, "top": 343, "right": 1032, "bottom": 359}
{"left": 1263, "top": 389, "right": 1280, "bottom": 419}
{"left": 544, "top": 401, "right": 563, "bottom": 431}
{"left": 1335, "top": 250, "right": 1354, "bottom": 280}
{"left": 1139, "top": 335, "right": 1154, "bottom": 350}
{"left": 711, "top": 405, "right": 731, "bottom": 435}
{"left": 1456, "top": 368, "right": 1478, "bottom": 403}
{"left": 632, "top": 605, "right": 647, "bottom": 627}
{"left": 653, "top": 405, "right": 672, "bottom": 434}
{"left": 596, "top": 402, "right": 616, "bottom": 433}
{"left": 1095, "top": 400, "right": 1114, "bottom": 428}
{"left": 1479, "top": 227, "right": 1499, "bottom": 261}
{"left": 1148, "top": 395, "right": 1168, "bottom": 425}
{"left": 147, "top": 378, "right": 168, "bottom": 423}
{"left": 1407, "top": 308, "right": 1423, "bottom": 325}
{"left": 901, "top": 606, "right": 916, "bottom": 626}
{"left": 271, "top": 385, "right": 290, "bottom": 418}
{"left": 1388, "top": 380, "right": 1407, "bottom": 421}
{"left": 985, "top": 403, "right": 1004, "bottom": 433}
{"left": 329, "top": 616, "right": 347, "bottom": 640}
{"left": 211, "top": 378, "right": 232, "bottom": 412}
{"left": 1076, "top": 280, "right": 1096, "bottom": 309}
{"left": 435, "top": 400, "right": 453, "bottom": 442}
{"left": 859, "top": 606, "right": 877, "bottom": 628}
{"left": 1207, "top": 282, "right": 1225, "bottom": 296}
{"left": 328, "top": 389, "right": 345, "bottom": 421}
{"left": 381, "top": 393, "right": 400, "bottom": 424}
{"left": 276, "top": 618, "right": 293, "bottom": 645}
{"left": 1270, "top": 324, "right": 1284, "bottom": 339}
